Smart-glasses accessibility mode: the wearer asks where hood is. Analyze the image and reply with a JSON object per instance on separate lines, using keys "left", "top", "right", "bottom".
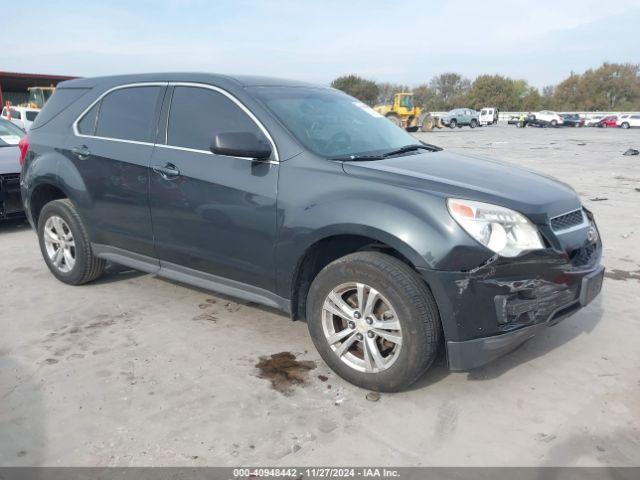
{"left": 0, "top": 146, "right": 20, "bottom": 175}
{"left": 342, "top": 149, "right": 581, "bottom": 223}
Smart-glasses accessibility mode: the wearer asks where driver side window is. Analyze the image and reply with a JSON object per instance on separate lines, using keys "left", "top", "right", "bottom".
{"left": 167, "top": 86, "right": 267, "bottom": 152}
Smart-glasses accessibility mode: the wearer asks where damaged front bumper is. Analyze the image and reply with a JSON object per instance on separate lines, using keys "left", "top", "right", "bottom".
{"left": 419, "top": 235, "right": 604, "bottom": 371}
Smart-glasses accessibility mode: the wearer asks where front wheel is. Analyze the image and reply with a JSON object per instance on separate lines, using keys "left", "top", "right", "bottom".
{"left": 306, "top": 252, "right": 441, "bottom": 392}
{"left": 621, "top": 122, "right": 630, "bottom": 129}
{"left": 550, "top": 119, "right": 557, "bottom": 127}
{"left": 449, "top": 119, "right": 457, "bottom": 129}
{"left": 37, "top": 199, "right": 106, "bottom": 285}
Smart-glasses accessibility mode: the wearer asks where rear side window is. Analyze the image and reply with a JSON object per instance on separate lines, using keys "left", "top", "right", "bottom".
{"left": 77, "top": 103, "right": 99, "bottom": 135}
{"left": 95, "top": 86, "right": 161, "bottom": 142}
{"left": 26, "top": 111, "right": 38, "bottom": 121}
{"left": 167, "top": 86, "right": 265, "bottom": 151}
{"left": 30, "top": 88, "right": 90, "bottom": 130}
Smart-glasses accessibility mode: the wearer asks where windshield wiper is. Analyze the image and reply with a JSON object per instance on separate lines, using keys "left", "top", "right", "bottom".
{"left": 382, "top": 143, "right": 442, "bottom": 157}
{"left": 331, "top": 142, "right": 442, "bottom": 162}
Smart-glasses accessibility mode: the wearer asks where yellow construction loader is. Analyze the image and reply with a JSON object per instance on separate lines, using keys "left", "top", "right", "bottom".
{"left": 374, "top": 92, "right": 442, "bottom": 132}
{"left": 26, "top": 86, "right": 55, "bottom": 109}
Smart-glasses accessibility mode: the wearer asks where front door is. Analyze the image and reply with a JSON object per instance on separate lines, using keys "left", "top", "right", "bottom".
{"left": 148, "top": 85, "right": 279, "bottom": 291}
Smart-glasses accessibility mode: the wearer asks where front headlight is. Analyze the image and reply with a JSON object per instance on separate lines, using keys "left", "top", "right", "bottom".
{"left": 447, "top": 198, "right": 545, "bottom": 257}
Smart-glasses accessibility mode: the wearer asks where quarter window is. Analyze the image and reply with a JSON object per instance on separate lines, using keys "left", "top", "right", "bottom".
{"left": 77, "top": 103, "right": 99, "bottom": 135}
{"left": 94, "top": 86, "right": 161, "bottom": 142}
{"left": 167, "top": 86, "right": 266, "bottom": 152}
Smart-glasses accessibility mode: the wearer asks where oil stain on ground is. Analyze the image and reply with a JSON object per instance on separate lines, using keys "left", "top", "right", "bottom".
{"left": 255, "top": 352, "right": 316, "bottom": 395}
{"left": 604, "top": 269, "right": 640, "bottom": 282}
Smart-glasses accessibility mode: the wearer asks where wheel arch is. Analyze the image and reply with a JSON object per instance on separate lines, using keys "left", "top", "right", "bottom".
{"left": 287, "top": 225, "right": 428, "bottom": 321}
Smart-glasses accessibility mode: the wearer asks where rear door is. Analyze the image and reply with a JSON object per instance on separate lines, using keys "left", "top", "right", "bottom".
{"left": 71, "top": 84, "right": 165, "bottom": 257}
{"left": 148, "top": 84, "right": 279, "bottom": 290}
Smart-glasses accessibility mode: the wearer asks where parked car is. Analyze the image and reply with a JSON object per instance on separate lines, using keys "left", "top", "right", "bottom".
{"left": 20, "top": 73, "right": 604, "bottom": 391}
{"left": 528, "top": 110, "right": 563, "bottom": 127}
{"left": 0, "top": 118, "right": 26, "bottom": 220}
{"left": 441, "top": 108, "right": 480, "bottom": 128}
{"left": 617, "top": 114, "right": 640, "bottom": 129}
{"left": 585, "top": 115, "right": 604, "bottom": 127}
{"left": 507, "top": 115, "right": 520, "bottom": 125}
{"left": 560, "top": 113, "right": 584, "bottom": 127}
{"left": 479, "top": 107, "right": 498, "bottom": 125}
{"left": 1, "top": 105, "right": 40, "bottom": 131}
{"left": 597, "top": 115, "right": 617, "bottom": 128}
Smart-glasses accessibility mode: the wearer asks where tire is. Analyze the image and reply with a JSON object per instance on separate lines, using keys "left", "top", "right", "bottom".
{"left": 420, "top": 117, "right": 434, "bottom": 132}
{"left": 621, "top": 122, "right": 630, "bottom": 129}
{"left": 550, "top": 119, "right": 557, "bottom": 127}
{"left": 37, "top": 199, "right": 106, "bottom": 285}
{"left": 386, "top": 114, "right": 401, "bottom": 127}
{"left": 449, "top": 119, "right": 457, "bottom": 129}
{"left": 306, "top": 252, "right": 441, "bottom": 392}
{"left": 470, "top": 119, "right": 478, "bottom": 128}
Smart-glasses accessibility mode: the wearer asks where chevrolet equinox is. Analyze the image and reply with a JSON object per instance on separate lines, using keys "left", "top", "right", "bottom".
{"left": 20, "top": 74, "right": 604, "bottom": 391}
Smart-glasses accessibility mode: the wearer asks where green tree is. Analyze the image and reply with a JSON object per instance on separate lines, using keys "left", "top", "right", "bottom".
{"left": 330, "top": 74, "right": 380, "bottom": 106}
{"left": 428, "top": 72, "right": 470, "bottom": 110}
{"left": 412, "top": 84, "right": 438, "bottom": 110}
{"left": 376, "top": 82, "right": 410, "bottom": 105}
{"left": 466, "top": 75, "right": 520, "bottom": 110}
{"left": 579, "top": 63, "right": 640, "bottom": 110}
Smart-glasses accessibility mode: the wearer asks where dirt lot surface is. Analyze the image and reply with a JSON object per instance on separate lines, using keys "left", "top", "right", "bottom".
{"left": 1, "top": 124, "right": 639, "bottom": 466}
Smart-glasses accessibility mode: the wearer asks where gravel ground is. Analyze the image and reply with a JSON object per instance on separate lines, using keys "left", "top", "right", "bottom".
{"left": 1, "top": 124, "right": 639, "bottom": 467}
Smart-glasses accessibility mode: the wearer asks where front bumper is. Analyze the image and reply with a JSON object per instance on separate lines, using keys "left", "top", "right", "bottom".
{"left": 0, "top": 173, "right": 24, "bottom": 220}
{"left": 419, "top": 234, "right": 603, "bottom": 370}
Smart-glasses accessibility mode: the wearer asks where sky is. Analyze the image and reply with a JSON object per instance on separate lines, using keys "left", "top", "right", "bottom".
{"left": 3, "top": 0, "right": 639, "bottom": 88}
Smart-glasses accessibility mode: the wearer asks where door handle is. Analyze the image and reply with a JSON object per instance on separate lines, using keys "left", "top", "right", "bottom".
{"left": 152, "top": 163, "right": 180, "bottom": 179}
{"left": 71, "top": 145, "right": 91, "bottom": 160}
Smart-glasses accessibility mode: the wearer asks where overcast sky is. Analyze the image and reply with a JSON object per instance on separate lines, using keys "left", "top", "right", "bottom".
{"left": 4, "top": 0, "right": 639, "bottom": 88}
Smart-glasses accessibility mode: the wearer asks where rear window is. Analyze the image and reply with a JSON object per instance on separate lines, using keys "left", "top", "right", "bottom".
{"left": 30, "top": 88, "right": 90, "bottom": 130}
{"left": 95, "top": 86, "right": 162, "bottom": 142}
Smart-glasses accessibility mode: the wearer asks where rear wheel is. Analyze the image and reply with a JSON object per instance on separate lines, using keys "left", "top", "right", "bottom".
{"left": 306, "top": 252, "right": 441, "bottom": 392}
{"left": 37, "top": 199, "right": 106, "bottom": 285}
{"left": 470, "top": 119, "right": 478, "bottom": 128}
{"left": 621, "top": 122, "right": 630, "bottom": 129}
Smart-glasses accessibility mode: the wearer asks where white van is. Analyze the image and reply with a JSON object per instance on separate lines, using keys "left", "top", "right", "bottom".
{"left": 1, "top": 106, "right": 40, "bottom": 131}
{"left": 479, "top": 107, "right": 498, "bottom": 125}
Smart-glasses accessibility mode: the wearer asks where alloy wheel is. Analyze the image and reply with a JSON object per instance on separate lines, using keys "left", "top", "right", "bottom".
{"left": 43, "top": 215, "right": 76, "bottom": 273}
{"left": 321, "top": 282, "right": 402, "bottom": 373}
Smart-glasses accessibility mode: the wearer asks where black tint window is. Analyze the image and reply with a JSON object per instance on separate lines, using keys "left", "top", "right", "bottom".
{"left": 168, "top": 86, "right": 265, "bottom": 151}
{"left": 77, "top": 103, "right": 99, "bottom": 135}
{"left": 10, "top": 109, "right": 21, "bottom": 120}
{"left": 95, "top": 86, "right": 161, "bottom": 142}
{"left": 26, "top": 111, "right": 39, "bottom": 121}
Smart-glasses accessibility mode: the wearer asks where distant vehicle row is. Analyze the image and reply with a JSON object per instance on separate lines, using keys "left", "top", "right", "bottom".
{"left": 507, "top": 111, "right": 640, "bottom": 128}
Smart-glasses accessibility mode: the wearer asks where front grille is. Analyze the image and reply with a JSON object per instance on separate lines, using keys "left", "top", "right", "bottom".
{"left": 0, "top": 173, "right": 23, "bottom": 218}
{"left": 550, "top": 209, "right": 585, "bottom": 232}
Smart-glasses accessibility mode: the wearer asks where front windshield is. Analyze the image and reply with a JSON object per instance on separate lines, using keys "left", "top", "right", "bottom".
{"left": 250, "top": 86, "right": 418, "bottom": 158}
{"left": 0, "top": 119, "right": 24, "bottom": 147}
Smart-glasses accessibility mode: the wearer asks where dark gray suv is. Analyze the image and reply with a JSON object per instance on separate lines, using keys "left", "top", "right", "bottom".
{"left": 20, "top": 73, "right": 604, "bottom": 391}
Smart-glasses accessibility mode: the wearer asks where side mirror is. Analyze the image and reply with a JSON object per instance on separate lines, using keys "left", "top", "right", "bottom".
{"left": 211, "top": 132, "right": 272, "bottom": 160}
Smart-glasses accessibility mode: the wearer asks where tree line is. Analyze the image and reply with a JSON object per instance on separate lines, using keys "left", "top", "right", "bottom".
{"left": 330, "top": 63, "right": 640, "bottom": 112}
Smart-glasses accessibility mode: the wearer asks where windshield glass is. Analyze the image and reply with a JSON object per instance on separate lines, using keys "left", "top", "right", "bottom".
{"left": 250, "top": 86, "right": 418, "bottom": 158}
{"left": 0, "top": 118, "right": 24, "bottom": 146}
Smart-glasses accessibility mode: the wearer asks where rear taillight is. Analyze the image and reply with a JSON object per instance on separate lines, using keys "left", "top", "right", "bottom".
{"left": 18, "top": 136, "right": 29, "bottom": 167}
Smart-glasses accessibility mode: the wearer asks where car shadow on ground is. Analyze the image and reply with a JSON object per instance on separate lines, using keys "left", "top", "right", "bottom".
{"left": 90, "top": 262, "right": 146, "bottom": 285}
{"left": 410, "top": 298, "right": 604, "bottom": 389}
{"left": 0, "top": 218, "right": 28, "bottom": 234}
